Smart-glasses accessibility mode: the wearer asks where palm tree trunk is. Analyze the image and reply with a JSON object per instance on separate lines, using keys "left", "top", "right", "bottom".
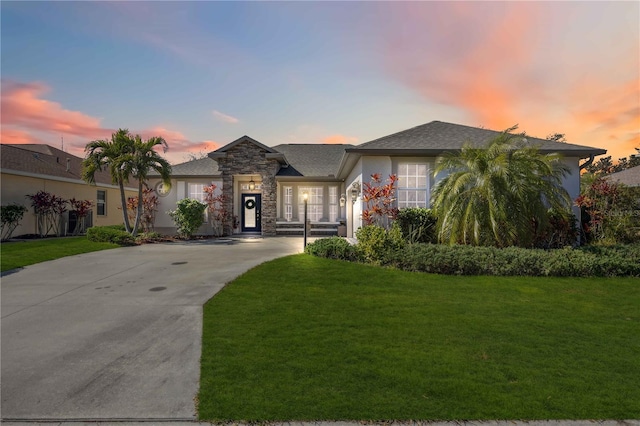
{"left": 132, "top": 181, "right": 144, "bottom": 237}
{"left": 118, "top": 176, "right": 132, "bottom": 233}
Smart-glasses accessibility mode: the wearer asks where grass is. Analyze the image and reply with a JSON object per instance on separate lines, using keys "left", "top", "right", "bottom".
{"left": 1, "top": 236, "right": 119, "bottom": 272}
{"left": 199, "top": 254, "right": 640, "bottom": 421}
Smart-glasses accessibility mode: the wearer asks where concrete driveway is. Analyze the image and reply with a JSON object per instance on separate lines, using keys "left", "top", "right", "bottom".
{"left": 1, "top": 237, "right": 303, "bottom": 421}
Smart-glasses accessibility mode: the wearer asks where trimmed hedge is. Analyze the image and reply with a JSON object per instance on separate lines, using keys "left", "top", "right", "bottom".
{"left": 86, "top": 226, "right": 135, "bottom": 246}
{"left": 305, "top": 229, "right": 640, "bottom": 277}
{"left": 385, "top": 244, "right": 640, "bottom": 277}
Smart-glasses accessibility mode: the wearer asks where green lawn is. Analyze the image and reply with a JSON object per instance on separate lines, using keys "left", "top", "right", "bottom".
{"left": 200, "top": 254, "right": 640, "bottom": 421}
{"left": 0, "top": 237, "right": 119, "bottom": 272}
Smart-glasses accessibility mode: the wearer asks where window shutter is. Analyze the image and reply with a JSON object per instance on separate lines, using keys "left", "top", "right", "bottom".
{"left": 177, "top": 181, "right": 185, "bottom": 200}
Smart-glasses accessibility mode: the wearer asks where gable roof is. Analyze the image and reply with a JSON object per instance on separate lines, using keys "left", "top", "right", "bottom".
{"left": 168, "top": 156, "right": 221, "bottom": 177}
{"left": 272, "top": 144, "right": 353, "bottom": 177}
{"left": 0, "top": 144, "right": 127, "bottom": 187}
{"left": 607, "top": 165, "right": 640, "bottom": 187}
{"left": 348, "top": 121, "right": 607, "bottom": 157}
{"left": 212, "top": 135, "right": 279, "bottom": 154}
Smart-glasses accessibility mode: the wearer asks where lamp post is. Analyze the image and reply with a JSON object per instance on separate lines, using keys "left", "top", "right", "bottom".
{"left": 303, "top": 191, "right": 308, "bottom": 249}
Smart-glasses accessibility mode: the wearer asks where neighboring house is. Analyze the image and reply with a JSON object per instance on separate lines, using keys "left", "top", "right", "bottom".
{"left": 607, "top": 165, "right": 640, "bottom": 187}
{"left": 149, "top": 121, "right": 607, "bottom": 237}
{"left": 1, "top": 144, "right": 138, "bottom": 237}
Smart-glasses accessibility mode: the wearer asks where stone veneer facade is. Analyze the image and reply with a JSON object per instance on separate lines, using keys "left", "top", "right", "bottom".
{"left": 213, "top": 140, "right": 281, "bottom": 236}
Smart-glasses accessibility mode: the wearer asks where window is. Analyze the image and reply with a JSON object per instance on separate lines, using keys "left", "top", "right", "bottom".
{"left": 97, "top": 190, "right": 106, "bottom": 216}
{"left": 188, "top": 183, "right": 206, "bottom": 202}
{"left": 397, "top": 163, "right": 428, "bottom": 208}
{"left": 283, "top": 187, "right": 293, "bottom": 221}
{"left": 298, "top": 186, "right": 323, "bottom": 222}
{"left": 329, "top": 186, "right": 338, "bottom": 222}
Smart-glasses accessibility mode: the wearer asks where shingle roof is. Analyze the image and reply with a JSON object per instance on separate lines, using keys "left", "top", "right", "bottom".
{"left": 607, "top": 165, "right": 640, "bottom": 187}
{"left": 1, "top": 144, "right": 120, "bottom": 186}
{"left": 349, "top": 121, "right": 607, "bottom": 157}
{"left": 164, "top": 156, "right": 221, "bottom": 177}
{"left": 272, "top": 144, "right": 354, "bottom": 177}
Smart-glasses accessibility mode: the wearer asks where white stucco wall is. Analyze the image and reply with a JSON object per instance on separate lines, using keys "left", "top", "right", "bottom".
{"left": 148, "top": 177, "right": 222, "bottom": 234}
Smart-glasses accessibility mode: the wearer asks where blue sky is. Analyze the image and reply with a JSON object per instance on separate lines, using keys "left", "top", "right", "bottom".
{"left": 2, "top": 1, "right": 638, "bottom": 164}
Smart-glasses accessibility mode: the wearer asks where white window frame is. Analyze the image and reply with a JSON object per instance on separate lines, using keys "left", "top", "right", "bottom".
{"left": 329, "top": 186, "right": 338, "bottom": 222}
{"left": 97, "top": 190, "right": 106, "bottom": 216}
{"left": 298, "top": 186, "right": 323, "bottom": 222}
{"left": 397, "top": 163, "right": 429, "bottom": 209}
{"left": 283, "top": 186, "right": 293, "bottom": 221}
{"left": 188, "top": 183, "right": 206, "bottom": 202}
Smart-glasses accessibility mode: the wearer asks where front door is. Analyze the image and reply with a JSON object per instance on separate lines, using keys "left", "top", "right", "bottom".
{"left": 241, "top": 193, "right": 262, "bottom": 233}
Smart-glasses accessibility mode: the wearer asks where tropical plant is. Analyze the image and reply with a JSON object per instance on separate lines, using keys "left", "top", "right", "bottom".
{"left": 431, "top": 125, "right": 571, "bottom": 247}
{"left": 361, "top": 173, "right": 399, "bottom": 228}
{"left": 203, "top": 184, "right": 229, "bottom": 236}
{"left": 83, "top": 130, "right": 171, "bottom": 237}
{"left": 68, "top": 198, "right": 94, "bottom": 236}
{"left": 575, "top": 177, "right": 640, "bottom": 244}
{"left": 395, "top": 207, "right": 437, "bottom": 244}
{"left": 128, "top": 135, "right": 172, "bottom": 236}
{"left": 82, "top": 129, "right": 136, "bottom": 233}
{"left": 126, "top": 187, "right": 159, "bottom": 233}
{"left": 168, "top": 198, "right": 207, "bottom": 239}
{"left": 25, "top": 190, "right": 68, "bottom": 237}
{"left": 1, "top": 204, "right": 28, "bottom": 240}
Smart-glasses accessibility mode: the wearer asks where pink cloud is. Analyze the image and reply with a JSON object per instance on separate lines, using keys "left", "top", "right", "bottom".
{"left": 373, "top": 2, "right": 639, "bottom": 161}
{"left": 322, "top": 134, "right": 359, "bottom": 144}
{"left": 1, "top": 79, "right": 112, "bottom": 141}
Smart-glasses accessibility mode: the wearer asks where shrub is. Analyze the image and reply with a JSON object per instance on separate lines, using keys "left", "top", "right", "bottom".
{"left": 87, "top": 226, "right": 135, "bottom": 246}
{"left": 533, "top": 209, "right": 579, "bottom": 249}
{"left": 136, "top": 231, "right": 164, "bottom": 243}
{"left": 355, "top": 223, "right": 404, "bottom": 264}
{"left": 380, "top": 243, "right": 640, "bottom": 277}
{"left": 168, "top": 198, "right": 207, "bottom": 239}
{"left": 304, "top": 237, "right": 359, "bottom": 261}
{"left": 1, "top": 204, "right": 28, "bottom": 240}
{"left": 395, "top": 207, "right": 437, "bottom": 243}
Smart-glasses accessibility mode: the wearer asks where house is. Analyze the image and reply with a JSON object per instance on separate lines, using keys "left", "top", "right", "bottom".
{"left": 0, "top": 144, "right": 138, "bottom": 237}
{"left": 149, "top": 121, "right": 607, "bottom": 237}
{"left": 607, "top": 165, "right": 640, "bottom": 187}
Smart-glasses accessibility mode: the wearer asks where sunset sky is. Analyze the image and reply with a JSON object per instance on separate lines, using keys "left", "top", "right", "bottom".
{"left": 2, "top": 1, "right": 638, "bottom": 164}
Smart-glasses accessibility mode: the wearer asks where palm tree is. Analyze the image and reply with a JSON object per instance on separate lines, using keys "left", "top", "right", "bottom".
{"left": 82, "top": 129, "right": 136, "bottom": 233}
{"left": 128, "top": 134, "right": 172, "bottom": 236}
{"left": 431, "top": 126, "right": 571, "bottom": 247}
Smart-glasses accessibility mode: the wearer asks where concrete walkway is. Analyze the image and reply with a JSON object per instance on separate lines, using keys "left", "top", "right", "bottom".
{"left": 1, "top": 237, "right": 303, "bottom": 421}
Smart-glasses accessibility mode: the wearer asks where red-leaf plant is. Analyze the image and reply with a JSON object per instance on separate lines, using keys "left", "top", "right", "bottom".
{"left": 69, "top": 198, "right": 94, "bottom": 235}
{"left": 25, "top": 190, "right": 68, "bottom": 237}
{"left": 126, "top": 187, "right": 159, "bottom": 233}
{"left": 204, "top": 184, "right": 229, "bottom": 236}
{"left": 362, "top": 173, "right": 399, "bottom": 229}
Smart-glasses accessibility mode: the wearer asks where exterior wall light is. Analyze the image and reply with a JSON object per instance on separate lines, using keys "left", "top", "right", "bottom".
{"left": 249, "top": 177, "right": 256, "bottom": 190}
{"left": 350, "top": 182, "right": 361, "bottom": 203}
{"left": 339, "top": 195, "right": 346, "bottom": 207}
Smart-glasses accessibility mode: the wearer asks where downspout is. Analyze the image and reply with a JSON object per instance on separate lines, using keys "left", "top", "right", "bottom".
{"left": 579, "top": 154, "right": 595, "bottom": 171}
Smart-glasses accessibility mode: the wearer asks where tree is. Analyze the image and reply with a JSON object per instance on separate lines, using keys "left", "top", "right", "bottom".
{"left": 82, "top": 129, "right": 136, "bottom": 233}
{"left": 128, "top": 135, "right": 171, "bottom": 236}
{"left": 82, "top": 130, "right": 171, "bottom": 237}
{"left": 431, "top": 125, "right": 571, "bottom": 247}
